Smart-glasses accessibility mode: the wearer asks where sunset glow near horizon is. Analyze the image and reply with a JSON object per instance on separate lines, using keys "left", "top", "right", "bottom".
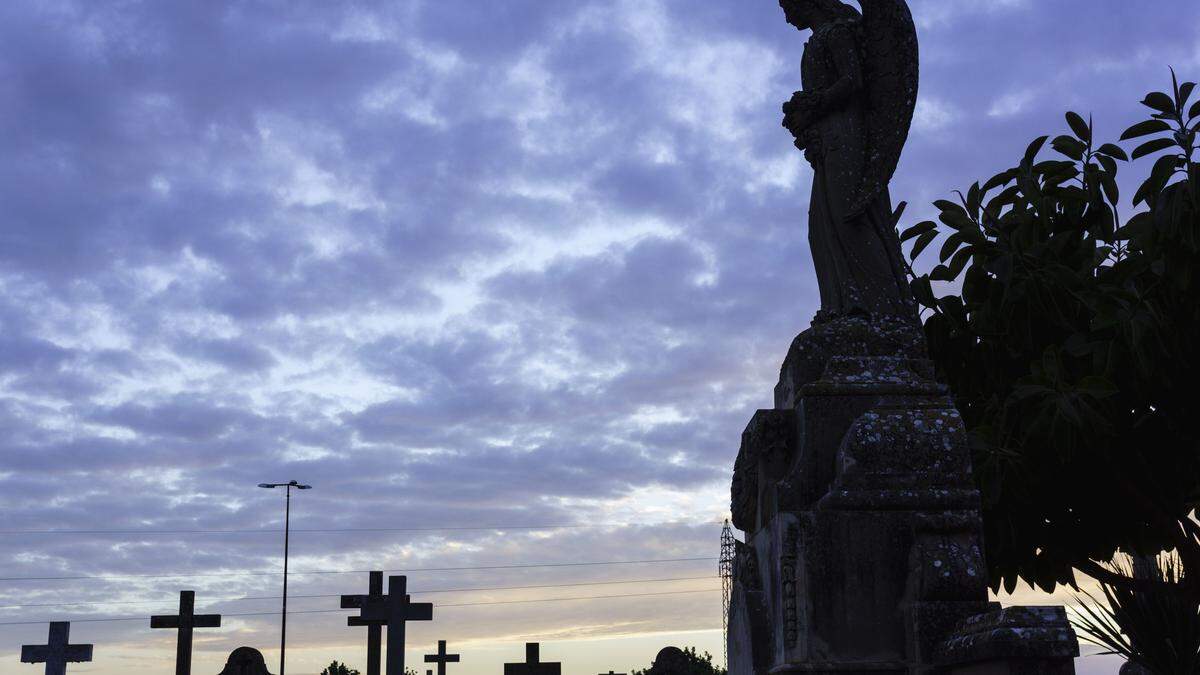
{"left": 1, "top": 1, "right": 1197, "bottom": 673}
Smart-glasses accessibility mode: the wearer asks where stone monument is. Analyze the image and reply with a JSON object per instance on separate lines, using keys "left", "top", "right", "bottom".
{"left": 646, "top": 647, "right": 691, "bottom": 675}
{"left": 151, "top": 590, "right": 222, "bottom": 675}
{"left": 216, "top": 647, "right": 272, "bottom": 675}
{"left": 504, "top": 643, "right": 561, "bottom": 675}
{"left": 20, "top": 621, "right": 93, "bottom": 675}
{"left": 725, "top": 1, "right": 1080, "bottom": 673}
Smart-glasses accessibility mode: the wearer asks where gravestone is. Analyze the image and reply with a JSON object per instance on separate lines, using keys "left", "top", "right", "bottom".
{"left": 345, "top": 575, "right": 432, "bottom": 675}
{"left": 20, "top": 622, "right": 92, "bottom": 675}
{"left": 217, "top": 647, "right": 272, "bottom": 675}
{"left": 726, "top": 1, "right": 1080, "bottom": 673}
{"left": 341, "top": 571, "right": 386, "bottom": 675}
{"left": 424, "top": 639, "right": 460, "bottom": 675}
{"left": 647, "top": 647, "right": 689, "bottom": 675}
{"left": 503, "top": 643, "right": 560, "bottom": 675}
{"left": 151, "top": 590, "right": 222, "bottom": 675}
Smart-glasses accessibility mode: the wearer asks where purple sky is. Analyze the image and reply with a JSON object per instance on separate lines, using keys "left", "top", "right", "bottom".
{"left": 1, "top": 1, "right": 1196, "bottom": 673}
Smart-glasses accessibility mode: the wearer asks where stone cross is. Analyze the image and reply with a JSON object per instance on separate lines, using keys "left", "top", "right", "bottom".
{"left": 503, "top": 643, "right": 560, "bottom": 675}
{"left": 341, "top": 571, "right": 386, "bottom": 675}
{"left": 424, "top": 640, "right": 460, "bottom": 675}
{"left": 20, "top": 622, "right": 93, "bottom": 675}
{"left": 151, "top": 590, "right": 222, "bottom": 675}
{"left": 347, "top": 575, "right": 433, "bottom": 675}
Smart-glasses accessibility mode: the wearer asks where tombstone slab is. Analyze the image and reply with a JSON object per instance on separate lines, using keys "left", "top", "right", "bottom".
{"left": 217, "top": 647, "right": 273, "bottom": 675}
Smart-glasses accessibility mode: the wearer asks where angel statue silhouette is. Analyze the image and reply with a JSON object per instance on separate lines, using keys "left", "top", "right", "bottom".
{"left": 780, "top": 0, "right": 919, "bottom": 322}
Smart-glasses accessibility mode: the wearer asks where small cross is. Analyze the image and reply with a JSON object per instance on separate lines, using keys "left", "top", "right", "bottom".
{"left": 347, "top": 575, "right": 433, "bottom": 675}
{"left": 599, "top": 671, "right": 627, "bottom": 675}
{"left": 342, "top": 571, "right": 385, "bottom": 675}
{"left": 151, "top": 590, "right": 222, "bottom": 675}
{"left": 504, "top": 643, "right": 561, "bottom": 675}
{"left": 424, "top": 640, "right": 460, "bottom": 675}
{"left": 20, "top": 622, "right": 93, "bottom": 675}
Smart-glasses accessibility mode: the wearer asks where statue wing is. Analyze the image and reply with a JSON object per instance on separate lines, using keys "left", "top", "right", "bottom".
{"left": 847, "top": 0, "right": 919, "bottom": 217}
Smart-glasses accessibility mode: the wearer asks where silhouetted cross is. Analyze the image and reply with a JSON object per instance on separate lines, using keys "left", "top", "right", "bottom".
{"left": 151, "top": 590, "right": 222, "bottom": 675}
{"left": 342, "top": 571, "right": 386, "bottom": 675}
{"left": 424, "top": 639, "right": 461, "bottom": 675}
{"left": 599, "top": 671, "right": 627, "bottom": 675}
{"left": 348, "top": 575, "right": 433, "bottom": 675}
{"left": 20, "top": 622, "right": 93, "bottom": 675}
{"left": 504, "top": 643, "right": 561, "bottom": 675}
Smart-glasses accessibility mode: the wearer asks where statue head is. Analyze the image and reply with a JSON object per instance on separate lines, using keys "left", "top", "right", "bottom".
{"left": 779, "top": 0, "right": 860, "bottom": 31}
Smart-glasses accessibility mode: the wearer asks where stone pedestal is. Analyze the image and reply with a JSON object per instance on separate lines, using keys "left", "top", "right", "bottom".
{"left": 727, "top": 315, "right": 1078, "bottom": 675}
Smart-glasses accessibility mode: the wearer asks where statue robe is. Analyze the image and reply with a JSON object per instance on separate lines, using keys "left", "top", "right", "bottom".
{"left": 800, "top": 19, "right": 915, "bottom": 320}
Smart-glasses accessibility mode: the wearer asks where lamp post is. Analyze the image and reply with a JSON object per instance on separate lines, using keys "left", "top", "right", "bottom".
{"left": 258, "top": 480, "right": 311, "bottom": 675}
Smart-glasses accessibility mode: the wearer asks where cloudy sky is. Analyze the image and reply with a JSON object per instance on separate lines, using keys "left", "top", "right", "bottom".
{"left": 1, "top": 1, "right": 1197, "bottom": 673}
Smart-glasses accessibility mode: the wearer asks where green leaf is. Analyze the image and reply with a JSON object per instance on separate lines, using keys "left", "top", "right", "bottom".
{"left": 1190, "top": 98, "right": 1200, "bottom": 121}
{"left": 910, "top": 229, "right": 938, "bottom": 260}
{"left": 1051, "top": 135, "right": 1086, "bottom": 161}
{"left": 1096, "top": 154, "right": 1117, "bottom": 177}
{"left": 1065, "top": 111, "right": 1091, "bottom": 143}
{"left": 899, "top": 220, "right": 936, "bottom": 242}
{"left": 1180, "top": 82, "right": 1196, "bottom": 109}
{"left": 933, "top": 199, "right": 966, "bottom": 215}
{"left": 910, "top": 276, "right": 936, "bottom": 308}
{"left": 939, "top": 209, "right": 976, "bottom": 231}
{"left": 983, "top": 169, "right": 1014, "bottom": 193}
{"left": 1076, "top": 376, "right": 1119, "bottom": 397}
{"left": 1131, "top": 137, "right": 1177, "bottom": 160}
{"left": 946, "top": 246, "right": 973, "bottom": 279}
{"left": 1120, "top": 119, "right": 1171, "bottom": 140}
{"left": 1101, "top": 173, "right": 1119, "bottom": 206}
{"left": 929, "top": 264, "right": 955, "bottom": 281}
{"left": 1023, "top": 136, "right": 1049, "bottom": 166}
{"left": 1142, "top": 91, "right": 1176, "bottom": 114}
{"left": 1095, "top": 143, "right": 1129, "bottom": 161}
{"left": 939, "top": 231, "right": 965, "bottom": 262}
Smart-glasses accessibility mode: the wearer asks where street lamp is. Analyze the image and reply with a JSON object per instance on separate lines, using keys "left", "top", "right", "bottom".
{"left": 258, "top": 480, "right": 311, "bottom": 675}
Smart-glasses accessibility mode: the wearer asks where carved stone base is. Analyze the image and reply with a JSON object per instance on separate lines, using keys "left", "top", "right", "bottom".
{"left": 728, "top": 316, "right": 1078, "bottom": 675}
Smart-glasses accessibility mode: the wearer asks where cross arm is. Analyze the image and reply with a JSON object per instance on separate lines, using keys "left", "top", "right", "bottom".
{"left": 405, "top": 603, "right": 433, "bottom": 621}
{"left": 21, "top": 645, "right": 93, "bottom": 663}
{"left": 193, "top": 614, "right": 222, "bottom": 628}
{"left": 341, "top": 594, "right": 367, "bottom": 609}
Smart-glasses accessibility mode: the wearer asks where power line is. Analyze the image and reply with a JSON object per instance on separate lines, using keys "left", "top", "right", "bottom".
{"left": 0, "top": 588, "right": 720, "bottom": 627}
{"left": 0, "top": 520, "right": 719, "bottom": 536}
{"left": 0, "top": 575, "right": 717, "bottom": 610}
{"left": 0, "top": 525, "right": 582, "bottom": 536}
{"left": 0, "top": 556, "right": 718, "bottom": 582}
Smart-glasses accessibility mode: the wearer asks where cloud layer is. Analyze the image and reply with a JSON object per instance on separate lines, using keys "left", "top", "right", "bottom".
{"left": 1, "top": 1, "right": 1196, "bottom": 673}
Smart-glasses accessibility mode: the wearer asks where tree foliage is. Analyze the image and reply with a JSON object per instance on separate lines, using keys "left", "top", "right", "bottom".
{"left": 899, "top": 70, "right": 1200, "bottom": 595}
{"left": 321, "top": 661, "right": 361, "bottom": 675}
{"left": 1073, "top": 552, "right": 1200, "bottom": 674}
